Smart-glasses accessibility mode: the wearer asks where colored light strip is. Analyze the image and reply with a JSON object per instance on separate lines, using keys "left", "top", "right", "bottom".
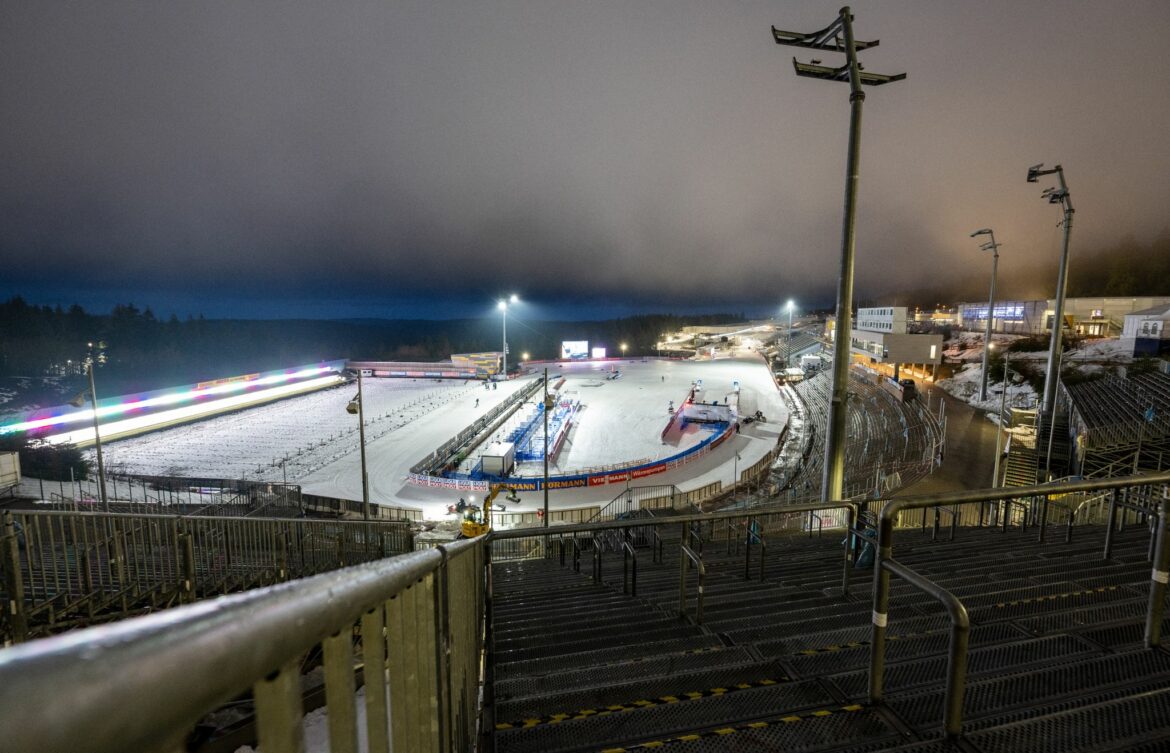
{"left": 0, "top": 365, "right": 336, "bottom": 435}
{"left": 42, "top": 373, "right": 344, "bottom": 446}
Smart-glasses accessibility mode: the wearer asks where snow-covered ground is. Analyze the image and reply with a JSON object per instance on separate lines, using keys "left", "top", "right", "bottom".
{"left": 70, "top": 357, "right": 787, "bottom": 520}
{"left": 937, "top": 362, "right": 1039, "bottom": 415}
{"left": 937, "top": 335, "right": 1134, "bottom": 415}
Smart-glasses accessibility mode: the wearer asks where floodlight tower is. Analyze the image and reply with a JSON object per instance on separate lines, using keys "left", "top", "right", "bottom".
{"left": 69, "top": 349, "right": 109, "bottom": 512}
{"left": 498, "top": 294, "right": 519, "bottom": 379}
{"left": 970, "top": 228, "right": 1002, "bottom": 403}
{"left": 785, "top": 300, "right": 796, "bottom": 368}
{"left": 1025, "top": 164, "right": 1074, "bottom": 478}
{"left": 772, "top": 7, "right": 905, "bottom": 504}
{"left": 346, "top": 371, "right": 371, "bottom": 520}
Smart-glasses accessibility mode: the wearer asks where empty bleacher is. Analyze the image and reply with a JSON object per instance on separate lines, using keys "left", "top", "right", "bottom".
{"left": 487, "top": 477, "right": 1170, "bottom": 752}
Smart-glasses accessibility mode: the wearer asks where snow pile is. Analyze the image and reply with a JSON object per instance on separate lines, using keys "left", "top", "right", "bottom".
{"left": 937, "top": 362, "right": 1038, "bottom": 414}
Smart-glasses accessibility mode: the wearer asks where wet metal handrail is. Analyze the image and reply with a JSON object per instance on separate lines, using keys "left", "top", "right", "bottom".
{"left": 0, "top": 537, "right": 485, "bottom": 753}
{"left": 879, "top": 558, "right": 969, "bottom": 737}
{"left": 490, "top": 501, "right": 858, "bottom": 595}
{"left": 679, "top": 542, "right": 706, "bottom": 624}
{"left": 869, "top": 471, "right": 1170, "bottom": 736}
{"left": 622, "top": 540, "right": 637, "bottom": 596}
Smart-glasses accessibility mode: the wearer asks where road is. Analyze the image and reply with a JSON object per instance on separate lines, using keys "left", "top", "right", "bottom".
{"left": 898, "top": 385, "right": 1002, "bottom": 497}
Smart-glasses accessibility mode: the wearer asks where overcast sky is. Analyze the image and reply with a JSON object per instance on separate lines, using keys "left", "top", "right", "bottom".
{"left": 2, "top": 1, "right": 1168, "bottom": 320}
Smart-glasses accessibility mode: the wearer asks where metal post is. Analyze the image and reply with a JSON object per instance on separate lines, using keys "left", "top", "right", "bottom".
{"left": 1, "top": 512, "right": 28, "bottom": 642}
{"left": 992, "top": 355, "right": 1009, "bottom": 488}
{"left": 842, "top": 505, "right": 855, "bottom": 597}
{"left": 1104, "top": 489, "right": 1118, "bottom": 560}
{"left": 356, "top": 372, "right": 370, "bottom": 521}
{"left": 973, "top": 229, "right": 1000, "bottom": 403}
{"left": 771, "top": 7, "right": 904, "bottom": 505}
{"left": 543, "top": 368, "right": 550, "bottom": 528}
{"left": 87, "top": 362, "right": 109, "bottom": 512}
{"left": 869, "top": 508, "right": 893, "bottom": 704}
{"left": 786, "top": 301, "right": 794, "bottom": 368}
{"left": 1027, "top": 164, "right": 1074, "bottom": 471}
{"left": 500, "top": 303, "right": 508, "bottom": 380}
{"left": 1144, "top": 487, "right": 1170, "bottom": 647}
{"left": 821, "top": 13, "right": 865, "bottom": 506}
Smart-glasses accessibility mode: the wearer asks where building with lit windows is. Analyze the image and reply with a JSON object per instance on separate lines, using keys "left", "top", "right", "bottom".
{"left": 957, "top": 297, "right": 1170, "bottom": 338}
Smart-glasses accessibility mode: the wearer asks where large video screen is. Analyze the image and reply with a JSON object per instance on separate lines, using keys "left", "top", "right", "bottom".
{"left": 561, "top": 341, "right": 589, "bottom": 359}
{"left": 591, "top": 347, "right": 607, "bottom": 359}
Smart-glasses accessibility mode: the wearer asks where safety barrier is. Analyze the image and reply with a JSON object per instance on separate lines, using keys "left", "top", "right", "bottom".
{"left": 7, "top": 472, "right": 1170, "bottom": 751}
{"left": 0, "top": 537, "right": 483, "bottom": 753}
{"left": 866, "top": 471, "right": 1170, "bottom": 738}
{"left": 0, "top": 509, "right": 413, "bottom": 643}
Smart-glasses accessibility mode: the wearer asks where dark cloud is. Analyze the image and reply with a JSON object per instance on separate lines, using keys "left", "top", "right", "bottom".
{"left": 2, "top": 1, "right": 1169, "bottom": 318}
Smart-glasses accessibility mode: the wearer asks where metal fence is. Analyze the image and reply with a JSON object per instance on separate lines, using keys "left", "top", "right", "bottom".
{"left": 0, "top": 538, "right": 482, "bottom": 753}
{"left": 0, "top": 509, "right": 413, "bottom": 643}
{"left": 3, "top": 472, "right": 1169, "bottom": 751}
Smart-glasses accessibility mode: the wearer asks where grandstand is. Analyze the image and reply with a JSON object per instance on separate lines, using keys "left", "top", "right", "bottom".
{"left": 1064, "top": 372, "right": 1170, "bottom": 478}
{"left": 777, "top": 369, "right": 944, "bottom": 502}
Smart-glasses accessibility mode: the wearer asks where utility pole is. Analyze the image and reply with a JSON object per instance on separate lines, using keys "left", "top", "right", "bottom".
{"left": 1026, "top": 164, "right": 1074, "bottom": 479}
{"left": 347, "top": 371, "right": 370, "bottom": 520}
{"left": 772, "top": 7, "right": 905, "bottom": 503}
{"left": 86, "top": 361, "right": 109, "bottom": 512}
{"left": 70, "top": 342, "right": 109, "bottom": 512}
{"left": 971, "top": 228, "right": 1002, "bottom": 403}
{"left": 992, "top": 351, "right": 1009, "bottom": 488}
{"left": 543, "top": 367, "right": 552, "bottom": 527}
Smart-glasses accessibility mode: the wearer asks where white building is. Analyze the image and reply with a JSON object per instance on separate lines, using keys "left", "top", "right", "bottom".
{"left": 1121, "top": 304, "right": 1170, "bottom": 357}
{"left": 957, "top": 297, "right": 1170, "bottom": 337}
{"left": 849, "top": 307, "right": 943, "bottom": 379}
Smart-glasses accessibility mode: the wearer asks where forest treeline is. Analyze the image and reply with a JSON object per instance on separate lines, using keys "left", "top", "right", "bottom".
{"left": 0, "top": 296, "right": 742, "bottom": 398}
{"left": 888, "top": 231, "right": 1170, "bottom": 308}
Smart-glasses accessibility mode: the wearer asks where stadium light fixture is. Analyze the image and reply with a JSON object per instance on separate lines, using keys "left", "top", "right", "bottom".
{"left": 1023, "top": 164, "right": 1074, "bottom": 480}
{"left": 772, "top": 6, "right": 904, "bottom": 505}
{"left": 970, "top": 228, "right": 1002, "bottom": 403}
{"left": 347, "top": 370, "right": 370, "bottom": 520}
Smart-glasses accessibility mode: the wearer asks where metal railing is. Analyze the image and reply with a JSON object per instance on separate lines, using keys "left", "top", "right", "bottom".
{"left": 679, "top": 541, "right": 705, "bottom": 623}
{"left": 0, "top": 537, "right": 484, "bottom": 753}
{"left": 868, "top": 471, "right": 1170, "bottom": 738}
{"left": 0, "top": 509, "right": 413, "bottom": 643}
{"left": 10, "top": 474, "right": 1169, "bottom": 751}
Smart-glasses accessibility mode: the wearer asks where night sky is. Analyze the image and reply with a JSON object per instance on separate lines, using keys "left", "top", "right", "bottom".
{"left": 2, "top": 2, "right": 1168, "bottom": 320}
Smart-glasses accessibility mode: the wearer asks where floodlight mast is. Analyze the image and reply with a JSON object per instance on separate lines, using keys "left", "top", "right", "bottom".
{"left": 1026, "top": 164, "right": 1074, "bottom": 479}
{"left": 970, "top": 228, "right": 1001, "bottom": 403}
{"left": 772, "top": 7, "right": 905, "bottom": 508}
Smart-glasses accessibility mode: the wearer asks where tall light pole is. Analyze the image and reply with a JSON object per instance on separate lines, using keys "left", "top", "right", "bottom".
{"left": 346, "top": 371, "right": 370, "bottom": 520}
{"left": 543, "top": 368, "right": 552, "bottom": 527}
{"left": 991, "top": 345, "right": 1010, "bottom": 488}
{"left": 1026, "top": 163, "right": 1074, "bottom": 478}
{"left": 70, "top": 342, "right": 109, "bottom": 512}
{"left": 772, "top": 7, "right": 905, "bottom": 504}
{"left": 971, "top": 228, "right": 1001, "bottom": 402}
{"left": 72, "top": 358, "right": 109, "bottom": 512}
{"left": 498, "top": 294, "right": 518, "bottom": 380}
{"left": 785, "top": 300, "right": 796, "bottom": 368}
